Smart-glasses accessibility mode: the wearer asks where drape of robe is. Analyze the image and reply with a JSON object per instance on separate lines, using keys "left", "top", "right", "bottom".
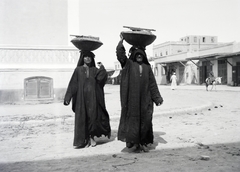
{"left": 64, "top": 65, "right": 111, "bottom": 146}
{"left": 116, "top": 40, "right": 163, "bottom": 145}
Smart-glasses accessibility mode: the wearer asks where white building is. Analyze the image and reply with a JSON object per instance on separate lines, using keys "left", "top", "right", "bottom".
{"left": 153, "top": 35, "right": 240, "bottom": 86}
{"left": 153, "top": 35, "right": 218, "bottom": 57}
{"left": 0, "top": 0, "right": 81, "bottom": 103}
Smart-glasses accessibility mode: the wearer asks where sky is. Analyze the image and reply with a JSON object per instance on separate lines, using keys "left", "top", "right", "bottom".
{"left": 70, "top": 0, "right": 240, "bottom": 69}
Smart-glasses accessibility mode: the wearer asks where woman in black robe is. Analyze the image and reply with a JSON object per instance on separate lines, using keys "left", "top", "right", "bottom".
{"left": 116, "top": 36, "right": 163, "bottom": 152}
{"left": 64, "top": 51, "right": 111, "bottom": 149}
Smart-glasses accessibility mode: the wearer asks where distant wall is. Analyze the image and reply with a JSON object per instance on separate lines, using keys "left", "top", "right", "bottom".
{"left": 0, "top": 88, "right": 67, "bottom": 104}
{"left": 0, "top": 70, "right": 73, "bottom": 104}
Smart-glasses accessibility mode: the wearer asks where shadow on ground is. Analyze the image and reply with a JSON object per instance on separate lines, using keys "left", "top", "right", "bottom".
{"left": 1, "top": 141, "right": 239, "bottom": 172}
{"left": 121, "top": 131, "right": 167, "bottom": 153}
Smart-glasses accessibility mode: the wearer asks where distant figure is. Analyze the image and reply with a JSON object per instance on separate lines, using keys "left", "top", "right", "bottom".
{"left": 63, "top": 51, "right": 111, "bottom": 149}
{"left": 205, "top": 71, "right": 221, "bottom": 91}
{"left": 170, "top": 72, "right": 177, "bottom": 90}
{"left": 116, "top": 35, "right": 163, "bottom": 152}
{"left": 208, "top": 71, "right": 215, "bottom": 84}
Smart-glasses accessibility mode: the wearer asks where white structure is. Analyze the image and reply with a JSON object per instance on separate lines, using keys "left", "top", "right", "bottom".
{"left": 110, "top": 61, "right": 121, "bottom": 83}
{"left": 0, "top": 0, "right": 82, "bottom": 103}
{"left": 153, "top": 35, "right": 218, "bottom": 57}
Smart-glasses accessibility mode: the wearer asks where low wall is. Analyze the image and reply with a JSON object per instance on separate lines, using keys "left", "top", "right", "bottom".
{"left": 0, "top": 88, "right": 67, "bottom": 104}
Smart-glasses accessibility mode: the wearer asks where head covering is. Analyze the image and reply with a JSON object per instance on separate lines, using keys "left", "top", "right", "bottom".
{"left": 129, "top": 47, "right": 150, "bottom": 65}
{"left": 76, "top": 50, "right": 96, "bottom": 67}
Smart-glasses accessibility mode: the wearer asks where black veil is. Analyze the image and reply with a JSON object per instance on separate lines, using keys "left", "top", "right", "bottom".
{"left": 129, "top": 47, "right": 150, "bottom": 65}
{"left": 77, "top": 50, "right": 96, "bottom": 67}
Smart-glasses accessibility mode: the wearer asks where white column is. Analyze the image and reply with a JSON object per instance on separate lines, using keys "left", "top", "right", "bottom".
{"left": 67, "top": 0, "right": 80, "bottom": 46}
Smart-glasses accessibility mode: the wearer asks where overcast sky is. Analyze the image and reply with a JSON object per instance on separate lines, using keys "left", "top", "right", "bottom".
{"left": 70, "top": 0, "right": 240, "bottom": 68}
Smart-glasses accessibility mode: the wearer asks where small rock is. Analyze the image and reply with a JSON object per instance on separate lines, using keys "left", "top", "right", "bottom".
{"left": 203, "top": 145, "right": 210, "bottom": 149}
{"left": 197, "top": 143, "right": 209, "bottom": 149}
{"left": 169, "top": 117, "right": 172, "bottom": 119}
{"left": 195, "top": 113, "right": 197, "bottom": 115}
{"left": 112, "top": 154, "right": 117, "bottom": 158}
{"left": 197, "top": 142, "right": 204, "bottom": 146}
{"left": 200, "top": 155, "right": 210, "bottom": 161}
{"left": 208, "top": 109, "right": 211, "bottom": 111}
{"left": 214, "top": 106, "right": 218, "bottom": 108}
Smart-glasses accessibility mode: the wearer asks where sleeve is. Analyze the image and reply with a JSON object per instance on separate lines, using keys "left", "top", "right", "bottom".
{"left": 64, "top": 68, "right": 78, "bottom": 103}
{"left": 95, "top": 65, "right": 108, "bottom": 88}
{"left": 116, "top": 40, "right": 127, "bottom": 67}
{"left": 149, "top": 68, "right": 163, "bottom": 105}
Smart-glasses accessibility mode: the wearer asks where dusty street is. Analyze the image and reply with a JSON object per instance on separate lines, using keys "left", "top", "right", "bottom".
{"left": 0, "top": 84, "right": 240, "bottom": 172}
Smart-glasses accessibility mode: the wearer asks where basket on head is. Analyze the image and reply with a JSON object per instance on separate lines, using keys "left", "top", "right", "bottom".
{"left": 121, "top": 26, "right": 156, "bottom": 48}
{"left": 71, "top": 35, "right": 103, "bottom": 51}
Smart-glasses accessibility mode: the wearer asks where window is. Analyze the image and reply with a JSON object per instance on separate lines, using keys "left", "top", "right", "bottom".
{"left": 194, "top": 37, "right": 197, "bottom": 43}
{"left": 211, "top": 37, "right": 215, "bottom": 43}
{"left": 25, "top": 78, "right": 38, "bottom": 98}
{"left": 24, "top": 76, "right": 53, "bottom": 100}
{"left": 202, "top": 37, "right": 205, "bottom": 43}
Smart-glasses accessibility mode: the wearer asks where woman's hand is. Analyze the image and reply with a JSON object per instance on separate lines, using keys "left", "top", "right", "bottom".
{"left": 63, "top": 100, "right": 70, "bottom": 106}
{"left": 156, "top": 100, "right": 163, "bottom": 106}
{"left": 97, "top": 62, "right": 103, "bottom": 68}
{"left": 120, "top": 33, "right": 124, "bottom": 41}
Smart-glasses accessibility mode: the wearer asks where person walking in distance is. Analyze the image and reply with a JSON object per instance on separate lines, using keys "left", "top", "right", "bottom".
{"left": 170, "top": 72, "right": 177, "bottom": 90}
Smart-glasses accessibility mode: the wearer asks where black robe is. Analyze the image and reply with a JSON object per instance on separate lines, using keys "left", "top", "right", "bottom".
{"left": 116, "top": 40, "right": 163, "bottom": 145}
{"left": 64, "top": 65, "right": 111, "bottom": 146}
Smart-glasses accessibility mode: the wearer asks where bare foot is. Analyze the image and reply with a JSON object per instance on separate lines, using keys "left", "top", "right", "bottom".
{"left": 141, "top": 144, "right": 149, "bottom": 152}
{"left": 133, "top": 144, "right": 141, "bottom": 153}
{"left": 90, "top": 138, "right": 96, "bottom": 147}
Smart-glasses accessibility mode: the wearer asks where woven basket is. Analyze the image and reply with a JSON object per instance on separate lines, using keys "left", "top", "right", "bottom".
{"left": 71, "top": 35, "right": 103, "bottom": 51}
{"left": 121, "top": 31, "right": 156, "bottom": 47}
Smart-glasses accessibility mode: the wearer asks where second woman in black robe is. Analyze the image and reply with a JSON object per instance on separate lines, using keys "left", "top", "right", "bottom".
{"left": 116, "top": 37, "right": 163, "bottom": 152}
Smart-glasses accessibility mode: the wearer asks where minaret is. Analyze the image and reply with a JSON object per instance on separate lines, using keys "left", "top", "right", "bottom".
{"left": 67, "top": 0, "right": 80, "bottom": 46}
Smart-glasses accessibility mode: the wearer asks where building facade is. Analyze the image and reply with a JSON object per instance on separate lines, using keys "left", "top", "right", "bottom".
{"left": 0, "top": 0, "right": 81, "bottom": 103}
{"left": 153, "top": 35, "right": 240, "bottom": 86}
{"left": 153, "top": 35, "right": 218, "bottom": 57}
{"left": 0, "top": 46, "right": 79, "bottom": 103}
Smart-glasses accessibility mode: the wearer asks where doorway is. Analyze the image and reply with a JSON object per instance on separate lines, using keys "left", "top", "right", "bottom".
{"left": 200, "top": 61, "right": 212, "bottom": 84}
{"left": 218, "top": 60, "right": 227, "bottom": 84}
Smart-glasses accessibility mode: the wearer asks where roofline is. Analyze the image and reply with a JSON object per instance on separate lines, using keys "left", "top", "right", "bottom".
{"left": 215, "top": 51, "right": 240, "bottom": 59}
{"left": 186, "top": 53, "right": 225, "bottom": 60}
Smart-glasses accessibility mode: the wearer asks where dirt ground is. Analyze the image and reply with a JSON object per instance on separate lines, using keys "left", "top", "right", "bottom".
{"left": 0, "top": 85, "right": 240, "bottom": 172}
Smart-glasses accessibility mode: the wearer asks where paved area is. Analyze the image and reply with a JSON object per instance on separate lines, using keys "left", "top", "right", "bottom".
{"left": 0, "top": 84, "right": 239, "bottom": 172}
{"left": 1, "top": 84, "right": 238, "bottom": 120}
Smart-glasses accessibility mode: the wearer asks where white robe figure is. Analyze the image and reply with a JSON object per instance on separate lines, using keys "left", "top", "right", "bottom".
{"left": 170, "top": 73, "right": 177, "bottom": 90}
